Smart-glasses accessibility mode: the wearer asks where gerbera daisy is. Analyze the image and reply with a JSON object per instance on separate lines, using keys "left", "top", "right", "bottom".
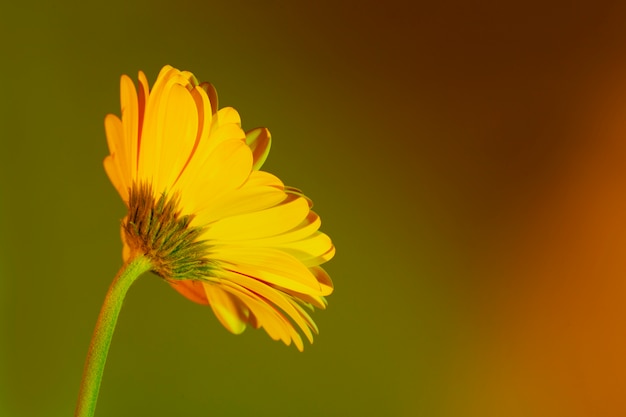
{"left": 103, "top": 65, "right": 335, "bottom": 351}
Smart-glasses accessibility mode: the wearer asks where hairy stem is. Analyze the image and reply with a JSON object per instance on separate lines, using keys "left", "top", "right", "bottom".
{"left": 74, "top": 255, "right": 152, "bottom": 417}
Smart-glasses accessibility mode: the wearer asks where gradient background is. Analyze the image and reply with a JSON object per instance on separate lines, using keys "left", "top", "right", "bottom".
{"left": 2, "top": 1, "right": 626, "bottom": 416}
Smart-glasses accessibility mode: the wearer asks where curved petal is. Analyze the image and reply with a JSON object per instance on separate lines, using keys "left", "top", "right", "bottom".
{"left": 212, "top": 246, "right": 330, "bottom": 295}
{"left": 154, "top": 82, "right": 199, "bottom": 192}
{"left": 137, "top": 66, "right": 182, "bottom": 185}
{"left": 199, "top": 82, "right": 219, "bottom": 115}
{"left": 245, "top": 127, "right": 271, "bottom": 170}
{"left": 193, "top": 170, "right": 285, "bottom": 226}
{"left": 104, "top": 113, "right": 130, "bottom": 200}
{"left": 215, "top": 107, "right": 241, "bottom": 127}
{"left": 181, "top": 139, "right": 253, "bottom": 217}
{"left": 203, "top": 283, "right": 249, "bottom": 334}
{"left": 276, "top": 232, "right": 336, "bottom": 267}
{"left": 176, "top": 123, "right": 247, "bottom": 197}
{"left": 204, "top": 194, "right": 309, "bottom": 241}
{"left": 168, "top": 279, "right": 209, "bottom": 305}
{"left": 120, "top": 75, "right": 139, "bottom": 181}
{"left": 104, "top": 65, "right": 334, "bottom": 351}
{"left": 104, "top": 154, "right": 128, "bottom": 202}
{"left": 241, "top": 211, "right": 322, "bottom": 246}
{"left": 218, "top": 270, "right": 316, "bottom": 343}
{"left": 218, "top": 281, "right": 303, "bottom": 350}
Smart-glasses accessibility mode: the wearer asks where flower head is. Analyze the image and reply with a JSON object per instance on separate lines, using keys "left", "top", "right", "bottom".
{"left": 104, "top": 65, "right": 334, "bottom": 350}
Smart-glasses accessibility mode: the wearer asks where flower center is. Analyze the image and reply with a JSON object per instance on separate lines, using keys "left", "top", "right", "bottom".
{"left": 123, "top": 182, "right": 215, "bottom": 280}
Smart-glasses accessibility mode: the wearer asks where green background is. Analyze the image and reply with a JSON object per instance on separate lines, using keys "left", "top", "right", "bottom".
{"left": 3, "top": 1, "right": 626, "bottom": 416}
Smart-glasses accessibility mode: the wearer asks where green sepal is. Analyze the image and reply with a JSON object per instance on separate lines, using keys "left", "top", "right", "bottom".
{"left": 123, "top": 183, "right": 215, "bottom": 281}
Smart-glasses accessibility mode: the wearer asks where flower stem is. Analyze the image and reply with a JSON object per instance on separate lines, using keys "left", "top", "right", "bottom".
{"left": 74, "top": 255, "right": 152, "bottom": 417}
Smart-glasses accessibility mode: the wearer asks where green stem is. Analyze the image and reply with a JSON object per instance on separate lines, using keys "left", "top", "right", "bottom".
{"left": 74, "top": 255, "right": 153, "bottom": 417}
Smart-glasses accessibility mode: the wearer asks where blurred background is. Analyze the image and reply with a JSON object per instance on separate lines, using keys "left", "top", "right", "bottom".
{"left": 3, "top": 1, "right": 626, "bottom": 416}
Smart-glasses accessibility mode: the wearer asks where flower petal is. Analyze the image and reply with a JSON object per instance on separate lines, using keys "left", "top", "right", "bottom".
{"left": 275, "top": 232, "right": 336, "bottom": 267}
{"left": 181, "top": 139, "right": 253, "bottom": 216}
{"left": 137, "top": 66, "right": 182, "bottom": 186}
{"left": 285, "top": 186, "right": 313, "bottom": 208}
{"left": 218, "top": 270, "right": 316, "bottom": 343}
{"left": 120, "top": 75, "right": 140, "bottom": 180}
{"left": 104, "top": 65, "right": 335, "bottom": 351}
{"left": 168, "top": 279, "right": 209, "bottom": 305}
{"left": 276, "top": 266, "right": 333, "bottom": 309}
{"left": 242, "top": 211, "right": 322, "bottom": 246}
{"left": 157, "top": 83, "right": 199, "bottom": 191}
{"left": 199, "top": 82, "right": 219, "bottom": 115}
{"left": 204, "top": 194, "right": 309, "bottom": 240}
{"left": 194, "top": 171, "right": 286, "bottom": 226}
{"left": 104, "top": 154, "right": 128, "bottom": 202}
{"left": 175, "top": 123, "right": 247, "bottom": 201}
{"left": 245, "top": 127, "right": 271, "bottom": 170}
{"left": 228, "top": 211, "right": 334, "bottom": 267}
{"left": 213, "top": 246, "right": 330, "bottom": 295}
{"left": 136, "top": 71, "right": 150, "bottom": 172}
{"left": 104, "top": 113, "right": 130, "bottom": 200}
{"left": 215, "top": 107, "right": 241, "bottom": 127}
{"left": 203, "top": 283, "right": 249, "bottom": 334}
{"left": 218, "top": 281, "right": 303, "bottom": 350}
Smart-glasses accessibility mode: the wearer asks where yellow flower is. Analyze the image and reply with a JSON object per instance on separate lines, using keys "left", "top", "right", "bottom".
{"left": 103, "top": 65, "right": 334, "bottom": 350}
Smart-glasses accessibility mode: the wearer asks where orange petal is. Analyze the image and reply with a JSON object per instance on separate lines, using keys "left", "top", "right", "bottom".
{"left": 168, "top": 279, "right": 209, "bottom": 305}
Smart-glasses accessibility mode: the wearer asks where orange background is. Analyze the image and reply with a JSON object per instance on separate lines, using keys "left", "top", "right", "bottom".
{"left": 2, "top": 1, "right": 626, "bottom": 416}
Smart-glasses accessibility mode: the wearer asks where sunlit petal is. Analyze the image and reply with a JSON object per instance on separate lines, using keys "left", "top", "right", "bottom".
{"left": 103, "top": 65, "right": 335, "bottom": 350}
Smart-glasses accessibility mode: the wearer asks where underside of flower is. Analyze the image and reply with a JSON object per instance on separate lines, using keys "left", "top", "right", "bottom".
{"left": 123, "top": 183, "right": 216, "bottom": 280}
{"left": 105, "top": 65, "right": 335, "bottom": 350}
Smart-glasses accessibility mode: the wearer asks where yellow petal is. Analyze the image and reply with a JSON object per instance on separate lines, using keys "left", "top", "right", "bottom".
{"left": 275, "top": 232, "right": 335, "bottom": 267}
{"left": 175, "top": 123, "right": 246, "bottom": 199}
{"left": 120, "top": 75, "right": 141, "bottom": 180}
{"left": 137, "top": 67, "right": 181, "bottom": 184}
{"left": 154, "top": 65, "right": 175, "bottom": 83}
{"left": 205, "top": 122, "right": 246, "bottom": 154}
{"left": 219, "top": 281, "right": 303, "bottom": 350}
{"left": 245, "top": 127, "right": 271, "bottom": 170}
{"left": 273, "top": 266, "right": 334, "bottom": 302}
{"left": 199, "top": 82, "right": 219, "bottom": 115}
{"left": 181, "top": 139, "right": 253, "bottom": 216}
{"left": 284, "top": 290, "right": 328, "bottom": 310}
{"left": 229, "top": 212, "right": 334, "bottom": 267}
{"left": 104, "top": 113, "right": 131, "bottom": 199}
{"left": 215, "top": 106, "right": 241, "bottom": 127}
{"left": 241, "top": 211, "right": 322, "bottom": 246}
{"left": 310, "top": 265, "right": 334, "bottom": 295}
{"left": 218, "top": 270, "right": 316, "bottom": 343}
{"left": 203, "top": 283, "right": 249, "bottom": 334}
{"left": 204, "top": 195, "right": 309, "bottom": 241}
{"left": 285, "top": 297, "right": 319, "bottom": 335}
{"left": 245, "top": 170, "right": 284, "bottom": 189}
{"left": 103, "top": 154, "right": 128, "bottom": 202}
{"left": 194, "top": 171, "right": 285, "bottom": 226}
{"left": 213, "top": 246, "right": 329, "bottom": 295}
{"left": 285, "top": 186, "right": 313, "bottom": 208}
{"left": 155, "top": 82, "right": 199, "bottom": 192}
{"left": 104, "top": 114, "right": 127, "bottom": 170}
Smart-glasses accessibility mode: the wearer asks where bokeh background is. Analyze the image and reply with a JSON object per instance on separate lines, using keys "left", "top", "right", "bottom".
{"left": 3, "top": 1, "right": 626, "bottom": 416}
